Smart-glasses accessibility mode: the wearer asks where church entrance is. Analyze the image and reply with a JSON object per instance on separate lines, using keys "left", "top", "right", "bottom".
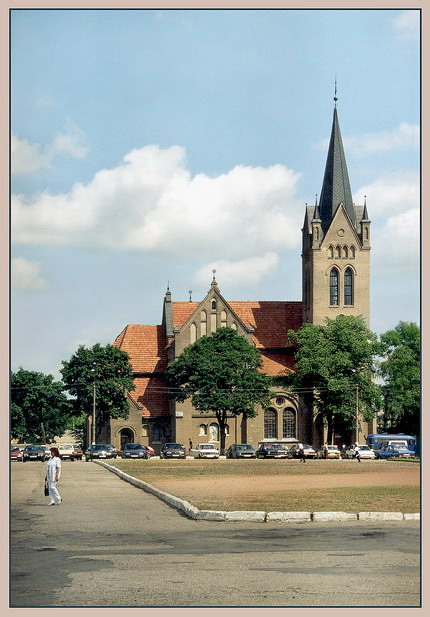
{"left": 120, "top": 428, "right": 135, "bottom": 450}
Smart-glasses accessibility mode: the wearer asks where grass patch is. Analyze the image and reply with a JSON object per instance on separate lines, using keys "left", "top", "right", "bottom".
{"left": 107, "top": 458, "right": 420, "bottom": 513}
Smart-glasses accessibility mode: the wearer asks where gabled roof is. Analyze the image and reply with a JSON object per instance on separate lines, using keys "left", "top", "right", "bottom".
{"left": 319, "top": 107, "right": 355, "bottom": 230}
{"left": 172, "top": 300, "right": 302, "bottom": 348}
{"left": 113, "top": 325, "right": 168, "bottom": 373}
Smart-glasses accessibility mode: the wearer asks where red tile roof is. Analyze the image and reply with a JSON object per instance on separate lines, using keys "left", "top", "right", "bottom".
{"left": 128, "top": 376, "right": 169, "bottom": 418}
{"left": 114, "top": 325, "right": 168, "bottom": 373}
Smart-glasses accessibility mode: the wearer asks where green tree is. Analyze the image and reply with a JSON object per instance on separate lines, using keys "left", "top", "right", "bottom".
{"left": 286, "top": 315, "right": 382, "bottom": 442}
{"left": 60, "top": 343, "right": 135, "bottom": 444}
{"left": 165, "top": 328, "right": 272, "bottom": 453}
{"left": 11, "top": 368, "right": 72, "bottom": 443}
{"left": 378, "top": 321, "right": 420, "bottom": 436}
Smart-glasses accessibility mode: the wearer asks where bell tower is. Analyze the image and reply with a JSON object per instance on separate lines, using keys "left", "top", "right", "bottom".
{"left": 302, "top": 98, "right": 371, "bottom": 326}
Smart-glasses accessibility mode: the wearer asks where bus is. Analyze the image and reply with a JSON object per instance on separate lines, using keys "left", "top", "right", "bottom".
{"left": 366, "top": 433, "right": 416, "bottom": 453}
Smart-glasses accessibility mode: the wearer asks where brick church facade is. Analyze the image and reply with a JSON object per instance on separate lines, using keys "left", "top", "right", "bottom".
{"left": 101, "top": 103, "right": 376, "bottom": 453}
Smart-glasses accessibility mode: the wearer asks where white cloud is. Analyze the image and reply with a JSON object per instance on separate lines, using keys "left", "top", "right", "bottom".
{"left": 355, "top": 172, "right": 420, "bottom": 277}
{"left": 393, "top": 10, "right": 420, "bottom": 40}
{"left": 343, "top": 123, "right": 419, "bottom": 156}
{"left": 11, "top": 257, "right": 48, "bottom": 291}
{"left": 12, "top": 144, "right": 303, "bottom": 260}
{"left": 353, "top": 171, "right": 419, "bottom": 219}
{"left": 11, "top": 123, "right": 89, "bottom": 175}
{"left": 194, "top": 252, "right": 279, "bottom": 289}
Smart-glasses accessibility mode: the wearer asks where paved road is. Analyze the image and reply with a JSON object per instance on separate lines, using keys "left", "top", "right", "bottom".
{"left": 10, "top": 460, "right": 420, "bottom": 608}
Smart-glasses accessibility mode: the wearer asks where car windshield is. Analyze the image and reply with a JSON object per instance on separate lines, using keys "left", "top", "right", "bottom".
{"left": 93, "top": 445, "right": 108, "bottom": 451}
{"left": 200, "top": 444, "right": 215, "bottom": 449}
{"left": 237, "top": 445, "right": 253, "bottom": 450}
{"left": 359, "top": 446, "right": 371, "bottom": 451}
{"left": 125, "top": 444, "right": 141, "bottom": 450}
{"left": 165, "top": 444, "right": 182, "bottom": 449}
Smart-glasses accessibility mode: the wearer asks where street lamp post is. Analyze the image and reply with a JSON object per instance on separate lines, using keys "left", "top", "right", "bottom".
{"left": 355, "top": 384, "right": 359, "bottom": 443}
{"left": 92, "top": 377, "right": 96, "bottom": 445}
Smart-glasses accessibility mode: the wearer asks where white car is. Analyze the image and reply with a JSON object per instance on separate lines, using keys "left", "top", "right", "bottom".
{"left": 344, "top": 445, "right": 376, "bottom": 460}
{"left": 317, "top": 445, "right": 341, "bottom": 459}
{"left": 58, "top": 444, "right": 75, "bottom": 460}
{"left": 190, "top": 443, "right": 220, "bottom": 459}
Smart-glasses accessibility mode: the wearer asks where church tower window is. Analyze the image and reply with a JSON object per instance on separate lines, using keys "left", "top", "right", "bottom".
{"left": 330, "top": 268, "right": 339, "bottom": 305}
{"left": 344, "top": 267, "right": 354, "bottom": 305}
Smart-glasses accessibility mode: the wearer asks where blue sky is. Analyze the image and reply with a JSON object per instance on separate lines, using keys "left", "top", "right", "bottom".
{"left": 11, "top": 8, "right": 420, "bottom": 379}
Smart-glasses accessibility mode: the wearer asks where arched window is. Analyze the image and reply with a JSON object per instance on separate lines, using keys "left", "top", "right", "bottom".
{"left": 282, "top": 408, "right": 296, "bottom": 438}
{"left": 199, "top": 424, "right": 207, "bottom": 436}
{"left": 221, "top": 310, "right": 227, "bottom": 327}
{"left": 350, "top": 245, "right": 355, "bottom": 259}
{"left": 200, "top": 310, "right": 207, "bottom": 336}
{"left": 211, "top": 299, "right": 217, "bottom": 310}
{"left": 328, "top": 246, "right": 334, "bottom": 259}
{"left": 264, "top": 409, "right": 277, "bottom": 439}
{"left": 344, "top": 267, "right": 354, "bottom": 305}
{"left": 342, "top": 246, "right": 348, "bottom": 258}
{"left": 330, "top": 268, "right": 339, "bottom": 305}
{"left": 209, "top": 423, "right": 219, "bottom": 441}
{"left": 335, "top": 246, "right": 341, "bottom": 259}
{"left": 231, "top": 322, "right": 237, "bottom": 331}
{"left": 190, "top": 322, "right": 197, "bottom": 344}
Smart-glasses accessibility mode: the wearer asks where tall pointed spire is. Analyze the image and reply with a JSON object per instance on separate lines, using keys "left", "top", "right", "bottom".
{"left": 319, "top": 101, "right": 355, "bottom": 230}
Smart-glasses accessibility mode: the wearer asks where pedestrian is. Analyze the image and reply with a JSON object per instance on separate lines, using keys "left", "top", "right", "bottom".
{"left": 354, "top": 443, "right": 361, "bottom": 463}
{"left": 298, "top": 441, "right": 306, "bottom": 463}
{"left": 46, "top": 447, "right": 62, "bottom": 505}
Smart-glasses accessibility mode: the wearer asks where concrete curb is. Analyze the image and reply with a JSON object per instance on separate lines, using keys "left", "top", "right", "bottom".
{"left": 95, "top": 461, "right": 420, "bottom": 523}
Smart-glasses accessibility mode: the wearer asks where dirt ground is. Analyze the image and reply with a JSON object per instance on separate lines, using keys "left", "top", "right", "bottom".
{"left": 154, "top": 465, "right": 419, "bottom": 501}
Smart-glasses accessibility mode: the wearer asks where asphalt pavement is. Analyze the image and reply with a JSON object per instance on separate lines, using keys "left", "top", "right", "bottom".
{"left": 10, "top": 460, "right": 421, "bottom": 608}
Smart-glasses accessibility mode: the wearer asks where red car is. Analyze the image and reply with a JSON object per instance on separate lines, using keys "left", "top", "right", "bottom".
{"left": 10, "top": 447, "right": 23, "bottom": 461}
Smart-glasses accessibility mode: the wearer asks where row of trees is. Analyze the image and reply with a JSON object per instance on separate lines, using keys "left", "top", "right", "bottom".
{"left": 11, "top": 317, "right": 420, "bottom": 446}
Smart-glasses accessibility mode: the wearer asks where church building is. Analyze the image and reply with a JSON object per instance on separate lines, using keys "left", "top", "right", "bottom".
{"left": 104, "top": 101, "right": 376, "bottom": 453}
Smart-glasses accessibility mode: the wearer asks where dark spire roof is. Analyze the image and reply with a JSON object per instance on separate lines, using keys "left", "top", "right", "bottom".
{"left": 312, "top": 194, "right": 321, "bottom": 222}
{"left": 319, "top": 106, "right": 355, "bottom": 230}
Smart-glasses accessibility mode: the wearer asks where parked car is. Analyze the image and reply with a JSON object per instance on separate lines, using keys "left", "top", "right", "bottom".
{"left": 72, "top": 445, "right": 84, "bottom": 460}
{"left": 316, "top": 445, "right": 341, "bottom": 459}
{"left": 226, "top": 444, "right": 256, "bottom": 459}
{"left": 288, "top": 444, "right": 317, "bottom": 459}
{"left": 85, "top": 444, "right": 116, "bottom": 461}
{"left": 122, "top": 443, "right": 150, "bottom": 459}
{"left": 374, "top": 444, "right": 413, "bottom": 460}
{"left": 105, "top": 444, "right": 119, "bottom": 459}
{"left": 40, "top": 444, "right": 52, "bottom": 458}
{"left": 344, "top": 445, "right": 376, "bottom": 460}
{"left": 10, "top": 446, "right": 23, "bottom": 461}
{"left": 143, "top": 445, "right": 155, "bottom": 457}
{"left": 190, "top": 443, "right": 220, "bottom": 459}
{"left": 256, "top": 444, "right": 289, "bottom": 459}
{"left": 160, "top": 443, "right": 186, "bottom": 459}
{"left": 59, "top": 444, "right": 75, "bottom": 460}
{"left": 22, "top": 445, "right": 46, "bottom": 462}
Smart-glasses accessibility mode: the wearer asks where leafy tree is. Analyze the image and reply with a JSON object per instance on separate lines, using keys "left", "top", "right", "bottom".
{"left": 165, "top": 328, "right": 272, "bottom": 453}
{"left": 285, "top": 315, "right": 382, "bottom": 442}
{"left": 11, "top": 368, "right": 72, "bottom": 443}
{"left": 378, "top": 321, "right": 420, "bottom": 436}
{"left": 60, "top": 343, "right": 135, "bottom": 443}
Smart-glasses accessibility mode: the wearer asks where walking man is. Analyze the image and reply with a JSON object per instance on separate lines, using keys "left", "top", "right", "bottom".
{"left": 46, "top": 447, "right": 62, "bottom": 505}
{"left": 354, "top": 442, "right": 361, "bottom": 463}
{"left": 298, "top": 441, "right": 306, "bottom": 463}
